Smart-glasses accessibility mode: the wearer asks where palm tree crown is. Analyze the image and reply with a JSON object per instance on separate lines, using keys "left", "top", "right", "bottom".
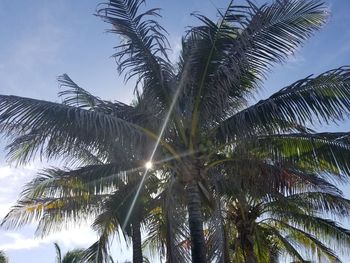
{"left": 1, "top": 0, "right": 350, "bottom": 263}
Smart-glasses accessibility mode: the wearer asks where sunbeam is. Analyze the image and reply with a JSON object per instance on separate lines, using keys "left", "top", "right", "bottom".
{"left": 122, "top": 64, "right": 190, "bottom": 230}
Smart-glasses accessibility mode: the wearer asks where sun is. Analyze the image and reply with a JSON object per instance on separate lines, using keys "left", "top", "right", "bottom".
{"left": 145, "top": 161, "right": 153, "bottom": 170}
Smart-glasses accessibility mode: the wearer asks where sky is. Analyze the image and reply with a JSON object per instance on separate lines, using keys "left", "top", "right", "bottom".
{"left": 0, "top": 0, "right": 350, "bottom": 262}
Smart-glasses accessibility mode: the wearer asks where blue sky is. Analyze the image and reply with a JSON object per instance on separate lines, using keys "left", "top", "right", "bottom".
{"left": 0, "top": 0, "right": 350, "bottom": 262}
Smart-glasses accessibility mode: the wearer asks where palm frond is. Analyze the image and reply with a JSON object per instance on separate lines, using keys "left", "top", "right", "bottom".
{"left": 217, "top": 67, "right": 350, "bottom": 139}
{"left": 54, "top": 242, "right": 62, "bottom": 263}
{"left": 232, "top": 0, "right": 327, "bottom": 79}
{"left": 213, "top": 157, "right": 342, "bottom": 199}
{"left": 1, "top": 194, "right": 105, "bottom": 235}
{"left": 58, "top": 74, "right": 105, "bottom": 110}
{"left": 0, "top": 162, "right": 143, "bottom": 234}
{"left": 58, "top": 73, "right": 137, "bottom": 120}
{"left": 96, "top": 0, "right": 174, "bottom": 105}
{"left": 62, "top": 248, "right": 85, "bottom": 263}
{"left": 179, "top": 0, "right": 328, "bottom": 128}
{"left": 285, "top": 192, "right": 350, "bottom": 218}
{"left": 262, "top": 225, "right": 306, "bottom": 262}
{"left": 143, "top": 178, "right": 189, "bottom": 263}
{"left": 252, "top": 131, "right": 350, "bottom": 179}
{"left": 278, "top": 221, "right": 341, "bottom": 262}
{"left": 270, "top": 211, "right": 350, "bottom": 252}
{"left": 0, "top": 95, "right": 150, "bottom": 164}
{"left": 21, "top": 163, "right": 141, "bottom": 199}
{"left": 83, "top": 233, "right": 112, "bottom": 263}
{"left": 176, "top": 0, "right": 239, "bottom": 134}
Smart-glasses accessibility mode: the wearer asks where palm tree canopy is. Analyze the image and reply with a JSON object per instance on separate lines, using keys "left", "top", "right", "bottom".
{"left": 214, "top": 160, "right": 350, "bottom": 262}
{"left": 1, "top": 1, "right": 350, "bottom": 263}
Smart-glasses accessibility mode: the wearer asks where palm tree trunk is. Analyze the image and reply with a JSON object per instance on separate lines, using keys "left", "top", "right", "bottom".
{"left": 223, "top": 225, "right": 231, "bottom": 263}
{"left": 132, "top": 221, "right": 143, "bottom": 263}
{"left": 165, "top": 211, "right": 175, "bottom": 263}
{"left": 186, "top": 180, "right": 207, "bottom": 263}
{"left": 242, "top": 236, "right": 257, "bottom": 263}
{"left": 214, "top": 179, "right": 230, "bottom": 263}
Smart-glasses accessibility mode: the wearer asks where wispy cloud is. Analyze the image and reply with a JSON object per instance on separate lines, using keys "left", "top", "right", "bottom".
{"left": 168, "top": 36, "right": 182, "bottom": 64}
{"left": 0, "top": 227, "right": 98, "bottom": 251}
{"left": 0, "top": 163, "right": 98, "bottom": 251}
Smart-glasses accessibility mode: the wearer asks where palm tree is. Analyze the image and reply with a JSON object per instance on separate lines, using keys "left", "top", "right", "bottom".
{"left": 2, "top": 1, "right": 350, "bottom": 263}
{"left": 0, "top": 251, "right": 8, "bottom": 263}
{"left": 54, "top": 243, "right": 85, "bottom": 263}
{"left": 0, "top": 76, "right": 174, "bottom": 262}
{"left": 212, "top": 158, "right": 350, "bottom": 262}
{"left": 94, "top": 1, "right": 350, "bottom": 261}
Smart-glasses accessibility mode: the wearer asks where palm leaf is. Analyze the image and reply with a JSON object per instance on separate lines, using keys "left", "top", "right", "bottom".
{"left": 0, "top": 95, "right": 150, "bottom": 164}
{"left": 55, "top": 242, "right": 62, "bottom": 263}
{"left": 62, "top": 248, "right": 85, "bottom": 263}
{"left": 217, "top": 67, "right": 350, "bottom": 139}
{"left": 262, "top": 225, "right": 306, "bottom": 262}
{"left": 179, "top": 0, "right": 328, "bottom": 131}
{"left": 252, "top": 131, "right": 350, "bottom": 179}
{"left": 58, "top": 73, "right": 137, "bottom": 120}
{"left": 96, "top": 0, "right": 174, "bottom": 105}
{"left": 278, "top": 221, "right": 341, "bottom": 262}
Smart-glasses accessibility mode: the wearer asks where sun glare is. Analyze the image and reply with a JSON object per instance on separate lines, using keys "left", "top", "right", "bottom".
{"left": 145, "top": 161, "right": 153, "bottom": 170}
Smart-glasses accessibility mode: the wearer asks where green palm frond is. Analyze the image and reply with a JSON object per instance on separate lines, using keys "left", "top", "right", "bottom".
{"left": 0, "top": 95, "right": 150, "bottom": 164}
{"left": 214, "top": 157, "right": 342, "bottom": 198}
{"left": 263, "top": 191, "right": 350, "bottom": 218}
{"left": 21, "top": 163, "right": 141, "bottom": 199}
{"left": 143, "top": 178, "right": 189, "bottom": 263}
{"left": 271, "top": 212, "right": 350, "bottom": 251}
{"left": 262, "top": 225, "right": 306, "bottom": 262}
{"left": 285, "top": 192, "right": 350, "bottom": 218}
{"left": 58, "top": 74, "right": 137, "bottom": 120}
{"left": 55, "top": 243, "right": 62, "bottom": 263}
{"left": 83, "top": 232, "right": 112, "bottom": 263}
{"left": 253, "top": 131, "right": 350, "bottom": 178}
{"left": 84, "top": 187, "right": 150, "bottom": 263}
{"left": 179, "top": 0, "right": 328, "bottom": 129}
{"left": 1, "top": 194, "right": 106, "bottom": 235}
{"left": 234, "top": 0, "right": 327, "bottom": 78}
{"left": 58, "top": 74, "right": 105, "bottom": 110}
{"left": 62, "top": 248, "right": 85, "bottom": 263}
{"left": 177, "top": 0, "right": 239, "bottom": 131}
{"left": 217, "top": 67, "right": 350, "bottom": 139}
{"left": 278, "top": 221, "right": 341, "bottom": 262}
{"left": 0, "top": 162, "right": 144, "bottom": 234}
{"left": 96, "top": 0, "right": 174, "bottom": 105}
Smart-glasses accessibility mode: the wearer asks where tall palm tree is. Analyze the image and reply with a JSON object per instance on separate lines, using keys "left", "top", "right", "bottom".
{"left": 0, "top": 77, "right": 175, "bottom": 263}
{"left": 94, "top": 1, "right": 350, "bottom": 261}
{"left": 2, "top": 1, "right": 350, "bottom": 263}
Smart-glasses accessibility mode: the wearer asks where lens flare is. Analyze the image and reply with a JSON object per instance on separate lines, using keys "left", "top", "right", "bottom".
{"left": 145, "top": 161, "right": 153, "bottom": 169}
{"left": 122, "top": 63, "right": 190, "bottom": 230}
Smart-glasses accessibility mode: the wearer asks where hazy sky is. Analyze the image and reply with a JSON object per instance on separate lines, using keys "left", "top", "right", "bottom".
{"left": 1, "top": 0, "right": 350, "bottom": 262}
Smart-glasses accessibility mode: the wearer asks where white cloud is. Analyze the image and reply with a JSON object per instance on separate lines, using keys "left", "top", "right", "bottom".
{"left": 0, "top": 162, "right": 99, "bottom": 255}
{"left": 0, "top": 163, "right": 41, "bottom": 221}
{"left": 0, "top": 225, "right": 97, "bottom": 251}
{"left": 168, "top": 36, "right": 182, "bottom": 63}
{"left": 0, "top": 163, "right": 99, "bottom": 252}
